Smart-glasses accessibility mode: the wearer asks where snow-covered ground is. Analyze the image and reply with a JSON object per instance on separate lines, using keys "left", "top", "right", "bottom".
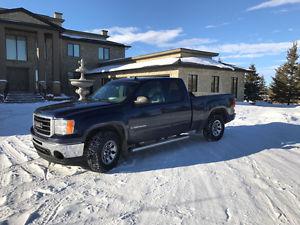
{"left": 0, "top": 102, "right": 300, "bottom": 225}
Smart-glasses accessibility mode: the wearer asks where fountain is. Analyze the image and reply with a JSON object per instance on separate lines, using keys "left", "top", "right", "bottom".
{"left": 69, "top": 58, "right": 94, "bottom": 101}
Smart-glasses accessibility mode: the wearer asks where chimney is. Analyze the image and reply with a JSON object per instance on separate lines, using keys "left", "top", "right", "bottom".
{"left": 101, "top": 30, "right": 108, "bottom": 37}
{"left": 53, "top": 12, "right": 64, "bottom": 26}
{"left": 53, "top": 12, "right": 63, "bottom": 19}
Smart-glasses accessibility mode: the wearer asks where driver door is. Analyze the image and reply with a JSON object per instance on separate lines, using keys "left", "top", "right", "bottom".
{"left": 128, "top": 80, "right": 169, "bottom": 143}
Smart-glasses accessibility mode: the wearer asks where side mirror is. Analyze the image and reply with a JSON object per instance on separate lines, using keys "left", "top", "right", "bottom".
{"left": 134, "top": 96, "right": 149, "bottom": 105}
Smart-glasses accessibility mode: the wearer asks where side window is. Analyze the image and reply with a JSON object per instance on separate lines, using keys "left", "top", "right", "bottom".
{"left": 136, "top": 81, "right": 165, "bottom": 104}
{"left": 165, "top": 80, "right": 185, "bottom": 103}
{"left": 231, "top": 77, "right": 238, "bottom": 98}
{"left": 99, "top": 47, "right": 110, "bottom": 60}
{"left": 188, "top": 74, "right": 198, "bottom": 92}
{"left": 211, "top": 76, "right": 220, "bottom": 93}
{"left": 67, "top": 43, "right": 80, "bottom": 57}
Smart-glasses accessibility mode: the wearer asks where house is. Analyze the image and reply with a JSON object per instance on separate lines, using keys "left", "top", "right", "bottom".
{"left": 86, "top": 48, "right": 249, "bottom": 101}
{"left": 0, "top": 7, "right": 128, "bottom": 99}
{"left": 0, "top": 7, "right": 249, "bottom": 102}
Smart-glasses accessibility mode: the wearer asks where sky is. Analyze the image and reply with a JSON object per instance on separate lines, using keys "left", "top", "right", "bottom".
{"left": 1, "top": 0, "right": 300, "bottom": 84}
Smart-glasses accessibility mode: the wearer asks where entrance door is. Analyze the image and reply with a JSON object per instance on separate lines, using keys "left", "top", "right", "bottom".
{"left": 7, "top": 67, "right": 29, "bottom": 92}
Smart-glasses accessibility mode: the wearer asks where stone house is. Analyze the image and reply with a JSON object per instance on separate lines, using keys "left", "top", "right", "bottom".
{"left": 0, "top": 7, "right": 128, "bottom": 98}
{"left": 87, "top": 48, "right": 249, "bottom": 101}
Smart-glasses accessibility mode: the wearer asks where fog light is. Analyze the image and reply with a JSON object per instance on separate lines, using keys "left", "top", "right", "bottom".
{"left": 53, "top": 151, "right": 64, "bottom": 159}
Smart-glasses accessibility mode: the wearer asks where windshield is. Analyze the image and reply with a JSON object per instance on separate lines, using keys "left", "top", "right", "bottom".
{"left": 91, "top": 81, "right": 138, "bottom": 103}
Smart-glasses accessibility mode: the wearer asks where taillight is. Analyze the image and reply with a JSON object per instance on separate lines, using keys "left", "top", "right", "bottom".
{"left": 230, "top": 98, "right": 236, "bottom": 108}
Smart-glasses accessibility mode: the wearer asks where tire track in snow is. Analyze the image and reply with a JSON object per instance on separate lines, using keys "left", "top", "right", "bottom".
{"left": 1, "top": 139, "right": 29, "bottom": 165}
{"left": 245, "top": 153, "right": 300, "bottom": 222}
{"left": 9, "top": 136, "right": 38, "bottom": 159}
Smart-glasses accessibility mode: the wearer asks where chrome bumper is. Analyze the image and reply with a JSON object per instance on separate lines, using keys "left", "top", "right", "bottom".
{"left": 32, "top": 137, "right": 84, "bottom": 158}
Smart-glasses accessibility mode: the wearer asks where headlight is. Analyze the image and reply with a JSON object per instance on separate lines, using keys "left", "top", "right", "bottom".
{"left": 54, "top": 119, "right": 75, "bottom": 135}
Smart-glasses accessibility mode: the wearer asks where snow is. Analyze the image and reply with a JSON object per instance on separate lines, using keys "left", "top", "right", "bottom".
{"left": 87, "top": 57, "right": 179, "bottom": 74}
{"left": 180, "top": 57, "right": 234, "bottom": 70}
{"left": 86, "top": 56, "right": 238, "bottom": 74}
{"left": 0, "top": 102, "right": 300, "bottom": 225}
{"left": 62, "top": 33, "right": 106, "bottom": 42}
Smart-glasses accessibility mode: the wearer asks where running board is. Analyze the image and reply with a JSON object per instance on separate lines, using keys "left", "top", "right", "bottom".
{"left": 130, "top": 135, "right": 190, "bottom": 153}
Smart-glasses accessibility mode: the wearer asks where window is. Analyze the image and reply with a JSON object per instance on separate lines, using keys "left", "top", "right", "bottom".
{"left": 211, "top": 76, "right": 220, "bottom": 93}
{"left": 67, "top": 43, "right": 80, "bottom": 57}
{"left": 188, "top": 75, "right": 198, "bottom": 92}
{"left": 91, "top": 81, "right": 138, "bottom": 103}
{"left": 136, "top": 81, "right": 165, "bottom": 104}
{"left": 231, "top": 77, "right": 238, "bottom": 98}
{"left": 6, "top": 35, "right": 27, "bottom": 61}
{"left": 99, "top": 47, "right": 110, "bottom": 60}
{"left": 165, "top": 80, "right": 185, "bottom": 103}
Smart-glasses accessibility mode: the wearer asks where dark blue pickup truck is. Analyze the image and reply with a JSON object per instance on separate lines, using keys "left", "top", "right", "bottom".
{"left": 31, "top": 77, "right": 235, "bottom": 172}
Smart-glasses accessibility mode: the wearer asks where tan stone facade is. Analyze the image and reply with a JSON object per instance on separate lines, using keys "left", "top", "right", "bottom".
{"left": 87, "top": 49, "right": 248, "bottom": 101}
{"left": 178, "top": 67, "right": 245, "bottom": 100}
{"left": 0, "top": 8, "right": 127, "bottom": 96}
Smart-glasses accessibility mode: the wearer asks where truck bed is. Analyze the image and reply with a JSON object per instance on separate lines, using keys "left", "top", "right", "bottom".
{"left": 190, "top": 93, "right": 235, "bottom": 130}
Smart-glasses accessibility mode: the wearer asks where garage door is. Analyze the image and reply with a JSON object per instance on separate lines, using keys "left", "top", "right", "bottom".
{"left": 7, "top": 67, "right": 29, "bottom": 92}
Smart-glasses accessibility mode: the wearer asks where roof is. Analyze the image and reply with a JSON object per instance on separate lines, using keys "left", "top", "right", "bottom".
{"left": 132, "top": 48, "right": 219, "bottom": 60}
{"left": 0, "top": 7, "right": 129, "bottom": 48}
{"left": 0, "top": 7, "right": 64, "bottom": 31}
{"left": 110, "top": 77, "right": 177, "bottom": 82}
{"left": 86, "top": 55, "right": 250, "bottom": 74}
{"left": 61, "top": 31, "right": 130, "bottom": 48}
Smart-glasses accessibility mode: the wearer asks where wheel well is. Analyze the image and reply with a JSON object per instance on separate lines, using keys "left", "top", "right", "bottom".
{"left": 209, "top": 108, "right": 228, "bottom": 121}
{"left": 85, "top": 125, "right": 126, "bottom": 144}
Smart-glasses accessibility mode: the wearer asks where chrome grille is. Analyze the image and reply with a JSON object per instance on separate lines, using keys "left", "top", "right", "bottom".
{"left": 34, "top": 114, "right": 52, "bottom": 137}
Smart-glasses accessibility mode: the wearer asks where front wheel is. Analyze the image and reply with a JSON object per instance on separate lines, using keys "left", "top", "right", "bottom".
{"left": 85, "top": 131, "right": 121, "bottom": 172}
{"left": 203, "top": 115, "right": 225, "bottom": 141}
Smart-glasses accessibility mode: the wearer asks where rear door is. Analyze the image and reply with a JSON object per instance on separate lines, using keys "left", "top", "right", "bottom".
{"left": 161, "top": 79, "right": 192, "bottom": 135}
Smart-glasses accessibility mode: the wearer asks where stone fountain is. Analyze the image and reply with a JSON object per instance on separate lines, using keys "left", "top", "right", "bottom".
{"left": 69, "top": 58, "right": 94, "bottom": 101}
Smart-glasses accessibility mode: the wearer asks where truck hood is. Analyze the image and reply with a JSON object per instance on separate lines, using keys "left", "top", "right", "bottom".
{"left": 34, "top": 100, "right": 115, "bottom": 118}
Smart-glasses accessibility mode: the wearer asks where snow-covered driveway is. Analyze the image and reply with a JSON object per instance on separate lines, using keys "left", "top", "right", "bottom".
{"left": 0, "top": 102, "right": 300, "bottom": 225}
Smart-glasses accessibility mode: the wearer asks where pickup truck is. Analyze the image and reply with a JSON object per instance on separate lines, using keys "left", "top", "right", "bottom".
{"left": 31, "top": 77, "right": 235, "bottom": 172}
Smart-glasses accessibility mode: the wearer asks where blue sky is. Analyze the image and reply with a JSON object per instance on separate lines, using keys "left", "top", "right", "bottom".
{"left": 1, "top": 0, "right": 300, "bottom": 84}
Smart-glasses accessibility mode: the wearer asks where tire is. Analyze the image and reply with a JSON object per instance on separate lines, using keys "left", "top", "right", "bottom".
{"left": 203, "top": 115, "right": 225, "bottom": 142}
{"left": 85, "top": 131, "right": 121, "bottom": 172}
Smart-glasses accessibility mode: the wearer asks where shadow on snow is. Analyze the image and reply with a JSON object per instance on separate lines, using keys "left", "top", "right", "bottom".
{"left": 113, "top": 122, "right": 300, "bottom": 173}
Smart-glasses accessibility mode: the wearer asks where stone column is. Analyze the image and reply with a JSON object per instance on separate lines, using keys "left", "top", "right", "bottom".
{"left": 0, "top": 26, "right": 7, "bottom": 95}
{"left": 37, "top": 31, "right": 46, "bottom": 92}
{"left": 52, "top": 32, "right": 61, "bottom": 95}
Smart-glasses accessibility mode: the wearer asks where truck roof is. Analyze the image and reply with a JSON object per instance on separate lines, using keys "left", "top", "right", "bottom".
{"left": 111, "top": 77, "right": 180, "bottom": 82}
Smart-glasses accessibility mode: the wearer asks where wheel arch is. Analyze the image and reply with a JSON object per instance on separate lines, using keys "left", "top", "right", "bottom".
{"left": 208, "top": 107, "right": 229, "bottom": 122}
{"left": 83, "top": 122, "right": 127, "bottom": 148}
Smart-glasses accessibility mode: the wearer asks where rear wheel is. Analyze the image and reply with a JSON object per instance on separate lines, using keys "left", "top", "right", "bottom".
{"left": 203, "top": 115, "right": 225, "bottom": 141}
{"left": 85, "top": 131, "right": 121, "bottom": 172}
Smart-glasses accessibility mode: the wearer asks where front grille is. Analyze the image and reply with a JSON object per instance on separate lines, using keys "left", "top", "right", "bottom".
{"left": 34, "top": 115, "right": 52, "bottom": 137}
{"left": 33, "top": 143, "right": 51, "bottom": 156}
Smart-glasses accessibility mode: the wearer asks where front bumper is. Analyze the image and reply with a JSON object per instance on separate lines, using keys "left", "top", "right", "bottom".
{"left": 31, "top": 129, "right": 85, "bottom": 165}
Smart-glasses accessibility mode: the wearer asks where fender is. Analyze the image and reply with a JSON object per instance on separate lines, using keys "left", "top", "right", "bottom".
{"left": 83, "top": 121, "right": 128, "bottom": 142}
